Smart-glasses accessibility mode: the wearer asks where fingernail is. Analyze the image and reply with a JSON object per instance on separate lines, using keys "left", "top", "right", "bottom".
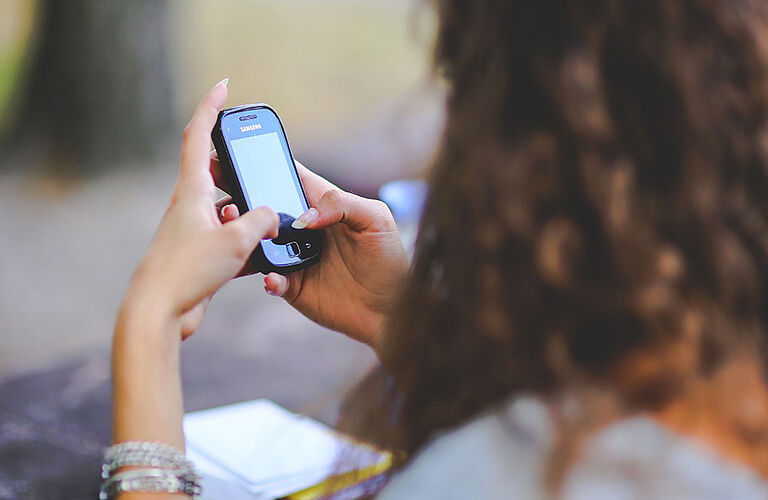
{"left": 217, "top": 77, "right": 229, "bottom": 88}
{"left": 265, "top": 285, "right": 279, "bottom": 296}
{"left": 292, "top": 208, "right": 318, "bottom": 229}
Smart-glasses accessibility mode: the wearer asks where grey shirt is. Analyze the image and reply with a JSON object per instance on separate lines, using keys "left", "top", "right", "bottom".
{"left": 377, "top": 397, "right": 768, "bottom": 499}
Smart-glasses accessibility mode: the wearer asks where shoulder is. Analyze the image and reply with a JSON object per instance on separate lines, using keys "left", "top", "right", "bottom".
{"left": 564, "top": 418, "right": 768, "bottom": 500}
{"left": 377, "top": 397, "right": 553, "bottom": 500}
{"left": 377, "top": 398, "right": 768, "bottom": 500}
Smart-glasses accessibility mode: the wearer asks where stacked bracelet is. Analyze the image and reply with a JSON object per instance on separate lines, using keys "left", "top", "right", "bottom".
{"left": 101, "top": 468, "right": 202, "bottom": 498}
{"left": 100, "top": 442, "right": 201, "bottom": 499}
{"left": 102, "top": 441, "right": 197, "bottom": 478}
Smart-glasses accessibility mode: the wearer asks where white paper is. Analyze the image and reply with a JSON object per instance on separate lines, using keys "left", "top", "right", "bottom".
{"left": 184, "top": 399, "right": 387, "bottom": 499}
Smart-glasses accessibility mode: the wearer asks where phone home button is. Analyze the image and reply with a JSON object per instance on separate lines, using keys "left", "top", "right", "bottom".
{"left": 286, "top": 242, "right": 301, "bottom": 258}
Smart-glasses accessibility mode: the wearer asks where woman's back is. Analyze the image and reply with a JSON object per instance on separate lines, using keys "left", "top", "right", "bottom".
{"left": 378, "top": 398, "right": 768, "bottom": 499}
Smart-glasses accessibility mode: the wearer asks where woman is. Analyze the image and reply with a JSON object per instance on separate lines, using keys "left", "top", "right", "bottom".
{"left": 110, "top": 0, "right": 768, "bottom": 498}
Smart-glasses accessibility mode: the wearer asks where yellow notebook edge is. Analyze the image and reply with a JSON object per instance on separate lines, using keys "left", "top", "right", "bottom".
{"left": 282, "top": 438, "right": 393, "bottom": 500}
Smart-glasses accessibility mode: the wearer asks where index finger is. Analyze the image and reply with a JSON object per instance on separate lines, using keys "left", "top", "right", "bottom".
{"left": 177, "top": 79, "right": 229, "bottom": 199}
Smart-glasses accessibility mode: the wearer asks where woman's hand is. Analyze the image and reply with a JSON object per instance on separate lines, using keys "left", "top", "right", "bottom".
{"left": 120, "top": 80, "right": 279, "bottom": 338}
{"left": 112, "top": 79, "right": 279, "bottom": 459}
{"left": 212, "top": 158, "right": 410, "bottom": 350}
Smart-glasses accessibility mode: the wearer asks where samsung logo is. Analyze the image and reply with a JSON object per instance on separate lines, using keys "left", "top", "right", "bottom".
{"left": 240, "top": 124, "right": 262, "bottom": 132}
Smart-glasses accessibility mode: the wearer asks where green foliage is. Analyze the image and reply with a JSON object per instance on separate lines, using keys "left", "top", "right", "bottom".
{"left": 0, "top": 46, "right": 24, "bottom": 131}
{"left": 0, "top": 0, "right": 36, "bottom": 136}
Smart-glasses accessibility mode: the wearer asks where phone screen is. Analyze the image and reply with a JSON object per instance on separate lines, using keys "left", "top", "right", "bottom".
{"left": 222, "top": 108, "right": 308, "bottom": 267}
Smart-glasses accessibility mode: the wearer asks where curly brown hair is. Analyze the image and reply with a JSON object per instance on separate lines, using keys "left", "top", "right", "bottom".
{"left": 345, "top": 0, "right": 768, "bottom": 487}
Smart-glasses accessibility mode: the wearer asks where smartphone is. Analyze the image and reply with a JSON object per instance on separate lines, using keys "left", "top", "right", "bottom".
{"left": 212, "top": 104, "right": 323, "bottom": 274}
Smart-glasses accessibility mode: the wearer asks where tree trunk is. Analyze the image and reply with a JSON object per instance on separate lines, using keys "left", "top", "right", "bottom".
{"left": 15, "top": 0, "right": 175, "bottom": 175}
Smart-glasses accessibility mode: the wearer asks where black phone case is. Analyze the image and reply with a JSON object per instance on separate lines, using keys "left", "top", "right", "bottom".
{"left": 211, "top": 104, "right": 323, "bottom": 275}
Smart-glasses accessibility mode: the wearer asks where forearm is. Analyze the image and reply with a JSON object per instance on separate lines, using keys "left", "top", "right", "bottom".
{"left": 111, "top": 299, "right": 187, "bottom": 499}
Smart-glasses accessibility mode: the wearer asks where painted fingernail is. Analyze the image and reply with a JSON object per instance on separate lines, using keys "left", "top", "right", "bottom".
{"left": 292, "top": 208, "right": 318, "bottom": 229}
{"left": 217, "top": 77, "right": 230, "bottom": 88}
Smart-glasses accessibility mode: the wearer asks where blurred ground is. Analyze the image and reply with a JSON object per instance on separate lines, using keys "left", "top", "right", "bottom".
{"left": 0, "top": 0, "right": 442, "bottom": 496}
{"left": 0, "top": 314, "right": 376, "bottom": 498}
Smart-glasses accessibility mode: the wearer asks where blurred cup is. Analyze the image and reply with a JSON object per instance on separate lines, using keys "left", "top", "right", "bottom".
{"left": 379, "top": 178, "right": 428, "bottom": 258}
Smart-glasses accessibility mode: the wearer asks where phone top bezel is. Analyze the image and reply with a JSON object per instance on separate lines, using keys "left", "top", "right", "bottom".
{"left": 216, "top": 103, "right": 311, "bottom": 212}
{"left": 212, "top": 103, "right": 322, "bottom": 274}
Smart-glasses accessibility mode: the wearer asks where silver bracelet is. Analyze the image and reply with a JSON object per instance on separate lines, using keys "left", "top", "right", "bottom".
{"left": 99, "top": 468, "right": 202, "bottom": 499}
{"left": 102, "top": 441, "right": 196, "bottom": 478}
{"left": 100, "top": 442, "right": 201, "bottom": 499}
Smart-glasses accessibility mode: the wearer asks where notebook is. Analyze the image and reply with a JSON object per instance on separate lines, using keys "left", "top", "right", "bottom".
{"left": 184, "top": 399, "right": 390, "bottom": 499}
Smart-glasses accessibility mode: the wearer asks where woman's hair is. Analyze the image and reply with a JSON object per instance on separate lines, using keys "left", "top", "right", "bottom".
{"left": 345, "top": 0, "right": 768, "bottom": 483}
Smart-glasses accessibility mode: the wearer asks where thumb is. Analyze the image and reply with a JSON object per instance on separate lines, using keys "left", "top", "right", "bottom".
{"left": 219, "top": 206, "right": 279, "bottom": 259}
{"left": 292, "top": 189, "right": 395, "bottom": 233}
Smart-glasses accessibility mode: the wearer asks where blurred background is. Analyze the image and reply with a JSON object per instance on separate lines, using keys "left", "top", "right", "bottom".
{"left": 0, "top": 0, "right": 442, "bottom": 497}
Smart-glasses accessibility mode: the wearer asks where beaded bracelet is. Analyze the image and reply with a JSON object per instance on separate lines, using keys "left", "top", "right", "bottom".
{"left": 99, "top": 468, "right": 202, "bottom": 500}
{"left": 100, "top": 442, "right": 201, "bottom": 499}
{"left": 102, "top": 441, "right": 196, "bottom": 478}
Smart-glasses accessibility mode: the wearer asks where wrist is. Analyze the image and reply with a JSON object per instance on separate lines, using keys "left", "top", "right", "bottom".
{"left": 125, "top": 257, "right": 181, "bottom": 312}
{"left": 352, "top": 310, "right": 387, "bottom": 355}
{"left": 116, "top": 287, "right": 182, "bottom": 349}
{"left": 119, "top": 256, "right": 186, "bottom": 326}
